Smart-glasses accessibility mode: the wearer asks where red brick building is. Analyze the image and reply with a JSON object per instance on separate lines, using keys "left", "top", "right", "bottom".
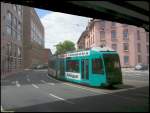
{"left": 23, "top": 6, "right": 51, "bottom": 68}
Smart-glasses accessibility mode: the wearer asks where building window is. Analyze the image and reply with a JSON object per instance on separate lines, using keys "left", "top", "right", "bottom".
{"left": 137, "top": 30, "right": 140, "bottom": 40}
{"left": 17, "top": 47, "right": 21, "bottom": 58}
{"left": 6, "top": 11, "right": 12, "bottom": 25}
{"left": 123, "top": 43, "right": 129, "bottom": 51}
{"left": 89, "top": 38, "right": 90, "bottom": 47}
{"left": 100, "top": 31, "right": 105, "bottom": 40}
{"left": 14, "top": 45, "right": 17, "bottom": 57}
{"left": 123, "top": 29, "right": 129, "bottom": 40}
{"left": 6, "top": 11, "right": 12, "bottom": 36}
{"left": 147, "top": 45, "right": 149, "bottom": 54}
{"left": 13, "top": 5, "right": 17, "bottom": 12}
{"left": 112, "top": 44, "right": 117, "bottom": 51}
{"left": 100, "top": 20, "right": 105, "bottom": 29}
{"left": 137, "top": 43, "right": 141, "bottom": 53}
{"left": 17, "top": 22, "right": 21, "bottom": 40}
{"left": 138, "top": 55, "right": 142, "bottom": 63}
{"left": 111, "top": 30, "right": 116, "bottom": 41}
{"left": 13, "top": 17, "right": 17, "bottom": 29}
{"left": 17, "top": 5, "right": 22, "bottom": 17}
{"left": 124, "top": 56, "right": 129, "bottom": 65}
{"left": 86, "top": 39, "right": 88, "bottom": 48}
{"left": 6, "top": 26, "right": 11, "bottom": 35}
{"left": 93, "top": 37, "right": 94, "bottom": 43}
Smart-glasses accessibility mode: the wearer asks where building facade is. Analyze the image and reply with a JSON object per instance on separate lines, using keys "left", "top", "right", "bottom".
{"left": 1, "top": 3, "right": 23, "bottom": 77}
{"left": 23, "top": 6, "right": 45, "bottom": 68}
{"left": 77, "top": 19, "right": 149, "bottom": 68}
{"left": 77, "top": 30, "right": 86, "bottom": 50}
{"left": 1, "top": 3, "right": 51, "bottom": 78}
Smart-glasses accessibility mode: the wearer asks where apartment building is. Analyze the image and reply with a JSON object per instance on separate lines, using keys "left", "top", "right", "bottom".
{"left": 77, "top": 19, "right": 149, "bottom": 68}
{"left": 77, "top": 30, "right": 86, "bottom": 50}
{"left": 1, "top": 3, "right": 23, "bottom": 77}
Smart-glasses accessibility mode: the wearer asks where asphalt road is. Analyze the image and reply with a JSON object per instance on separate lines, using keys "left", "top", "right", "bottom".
{"left": 1, "top": 69, "right": 149, "bottom": 112}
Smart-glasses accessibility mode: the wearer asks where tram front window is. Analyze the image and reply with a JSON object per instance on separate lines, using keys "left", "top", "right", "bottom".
{"left": 103, "top": 54, "right": 121, "bottom": 73}
{"left": 103, "top": 53, "right": 122, "bottom": 84}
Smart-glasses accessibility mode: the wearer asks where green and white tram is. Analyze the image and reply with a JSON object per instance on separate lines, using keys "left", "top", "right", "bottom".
{"left": 48, "top": 47, "right": 122, "bottom": 87}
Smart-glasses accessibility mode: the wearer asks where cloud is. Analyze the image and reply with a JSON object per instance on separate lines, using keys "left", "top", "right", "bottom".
{"left": 41, "top": 12, "right": 90, "bottom": 54}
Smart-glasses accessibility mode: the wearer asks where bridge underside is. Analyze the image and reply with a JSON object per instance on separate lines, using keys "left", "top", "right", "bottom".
{"left": 1, "top": 0, "right": 149, "bottom": 31}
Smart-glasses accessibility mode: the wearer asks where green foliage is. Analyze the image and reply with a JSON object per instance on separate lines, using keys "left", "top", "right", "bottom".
{"left": 55, "top": 40, "right": 75, "bottom": 55}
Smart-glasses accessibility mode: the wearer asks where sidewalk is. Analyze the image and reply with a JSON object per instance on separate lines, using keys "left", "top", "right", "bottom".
{"left": 122, "top": 68, "right": 149, "bottom": 73}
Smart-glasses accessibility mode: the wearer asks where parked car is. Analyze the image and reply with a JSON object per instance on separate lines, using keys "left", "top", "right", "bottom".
{"left": 135, "top": 64, "right": 148, "bottom": 70}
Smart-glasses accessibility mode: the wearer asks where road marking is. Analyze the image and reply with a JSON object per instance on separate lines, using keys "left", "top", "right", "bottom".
{"left": 15, "top": 81, "right": 21, "bottom": 87}
{"left": 32, "top": 84, "right": 39, "bottom": 88}
{"left": 49, "top": 93, "right": 65, "bottom": 100}
{"left": 49, "top": 93, "right": 74, "bottom": 104}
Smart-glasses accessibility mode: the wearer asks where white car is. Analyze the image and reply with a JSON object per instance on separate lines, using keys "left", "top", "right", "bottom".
{"left": 135, "top": 64, "right": 148, "bottom": 70}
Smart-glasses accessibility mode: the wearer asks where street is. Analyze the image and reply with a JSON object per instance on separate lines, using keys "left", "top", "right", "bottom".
{"left": 1, "top": 69, "right": 149, "bottom": 112}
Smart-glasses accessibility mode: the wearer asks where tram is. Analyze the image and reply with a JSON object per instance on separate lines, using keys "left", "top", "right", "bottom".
{"left": 48, "top": 47, "right": 122, "bottom": 87}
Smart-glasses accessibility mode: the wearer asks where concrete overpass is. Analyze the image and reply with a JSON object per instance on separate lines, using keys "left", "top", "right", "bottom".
{"left": 1, "top": 0, "right": 149, "bottom": 31}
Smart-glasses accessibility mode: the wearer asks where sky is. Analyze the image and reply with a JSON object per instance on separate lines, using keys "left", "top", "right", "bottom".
{"left": 35, "top": 8, "right": 91, "bottom": 54}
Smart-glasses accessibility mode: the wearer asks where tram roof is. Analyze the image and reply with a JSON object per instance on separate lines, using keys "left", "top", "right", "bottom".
{"left": 66, "top": 47, "right": 116, "bottom": 53}
{"left": 63, "top": 47, "right": 117, "bottom": 58}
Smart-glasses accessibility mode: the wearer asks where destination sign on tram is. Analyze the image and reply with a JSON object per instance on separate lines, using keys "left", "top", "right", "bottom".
{"left": 64, "top": 51, "right": 90, "bottom": 58}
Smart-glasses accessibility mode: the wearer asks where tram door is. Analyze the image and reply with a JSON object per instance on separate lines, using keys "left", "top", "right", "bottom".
{"left": 81, "top": 59, "right": 89, "bottom": 80}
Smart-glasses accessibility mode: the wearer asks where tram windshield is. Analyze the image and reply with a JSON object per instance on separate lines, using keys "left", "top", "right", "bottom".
{"left": 103, "top": 54, "right": 121, "bottom": 73}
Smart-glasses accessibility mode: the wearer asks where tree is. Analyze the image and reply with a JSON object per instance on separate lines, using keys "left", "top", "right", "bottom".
{"left": 55, "top": 40, "right": 75, "bottom": 55}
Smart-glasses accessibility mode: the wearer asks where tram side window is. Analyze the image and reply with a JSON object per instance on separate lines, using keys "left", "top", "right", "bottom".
{"left": 67, "top": 60, "right": 79, "bottom": 73}
{"left": 92, "top": 58, "right": 104, "bottom": 74}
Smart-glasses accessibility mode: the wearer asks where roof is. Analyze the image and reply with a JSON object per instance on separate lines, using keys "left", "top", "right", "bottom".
{"left": 77, "top": 30, "right": 87, "bottom": 44}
